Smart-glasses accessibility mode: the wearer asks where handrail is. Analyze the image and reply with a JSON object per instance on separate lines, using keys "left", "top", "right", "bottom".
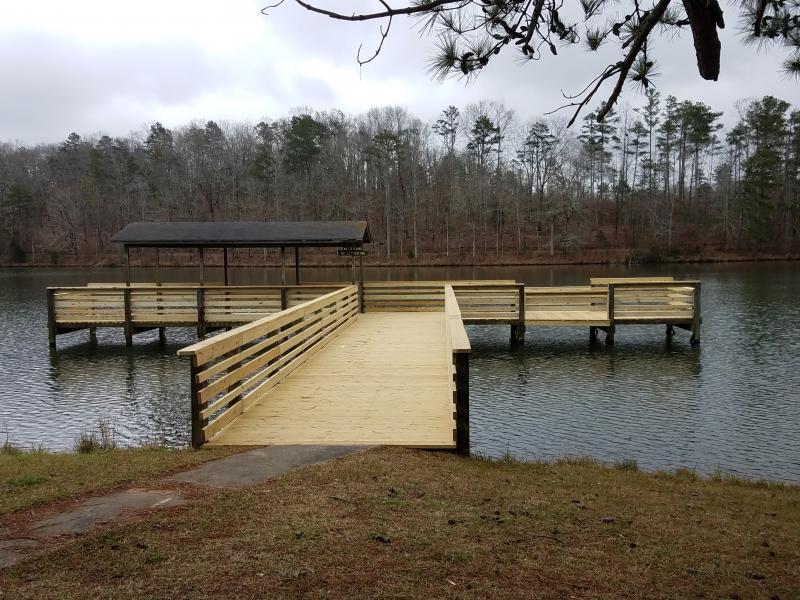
{"left": 444, "top": 286, "right": 470, "bottom": 354}
{"left": 53, "top": 283, "right": 347, "bottom": 291}
{"left": 177, "top": 285, "right": 359, "bottom": 447}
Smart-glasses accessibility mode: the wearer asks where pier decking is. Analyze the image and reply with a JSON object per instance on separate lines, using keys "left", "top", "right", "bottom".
{"left": 207, "top": 312, "right": 455, "bottom": 447}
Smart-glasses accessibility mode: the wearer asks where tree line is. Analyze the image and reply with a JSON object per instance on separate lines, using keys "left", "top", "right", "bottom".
{"left": 1, "top": 93, "right": 798, "bottom": 265}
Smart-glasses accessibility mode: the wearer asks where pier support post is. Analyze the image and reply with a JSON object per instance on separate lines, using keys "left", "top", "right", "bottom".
{"left": 158, "top": 327, "right": 166, "bottom": 344}
{"left": 89, "top": 327, "right": 97, "bottom": 343}
{"left": 196, "top": 288, "right": 206, "bottom": 339}
{"left": 605, "top": 284, "right": 615, "bottom": 345}
{"left": 189, "top": 357, "right": 205, "bottom": 449}
{"left": 280, "top": 287, "right": 288, "bottom": 311}
{"left": 46, "top": 288, "right": 57, "bottom": 350}
{"left": 123, "top": 288, "right": 133, "bottom": 347}
{"left": 666, "top": 324, "right": 674, "bottom": 338}
{"left": 510, "top": 324, "right": 525, "bottom": 347}
{"left": 690, "top": 282, "right": 701, "bottom": 345}
{"left": 590, "top": 326, "right": 598, "bottom": 342}
{"left": 510, "top": 284, "right": 525, "bottom": 347}
{"left": 455, "top": 353, "right": 470, "bottom": 457}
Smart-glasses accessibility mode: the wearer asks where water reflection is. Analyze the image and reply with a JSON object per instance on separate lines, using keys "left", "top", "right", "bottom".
{"left": 0, "top": 265, "right": 799, "bottom": 483}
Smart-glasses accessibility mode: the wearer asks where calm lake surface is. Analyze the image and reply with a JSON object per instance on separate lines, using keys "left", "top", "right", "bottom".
{"left": 1, "top": 263, "right": 799, "bottom": 483}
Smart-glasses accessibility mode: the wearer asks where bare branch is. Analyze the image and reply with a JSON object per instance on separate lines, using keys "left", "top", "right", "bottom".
{"left": 596, "top": 0, "right": 673, "bottom": 120}
{"left": 286, "top": 0, "right": 468, "bottom": 22}
{"left": 358, "top": 11, "right": 393, "bottom": 66}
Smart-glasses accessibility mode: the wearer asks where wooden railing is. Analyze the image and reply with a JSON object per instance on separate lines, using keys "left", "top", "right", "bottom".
{"left": 361, "top": 280, "right": 516, "bottom": 313}
{"left": 524, "top": 286, "right": 609, "bottom": 324}
{"left": 176, "top": 286, "right": 359, "bottom": 447}
{"left": 444, "top": 285, "right": 471, "bottom": 456}
{"left": 607, "top": 281, "right": 701, "bottom": 342}
{"left": 453, "top": 283, "right": 521, "bottom": 323}
{"left": 46, "top": 284, "right": 342, "bottom": 346}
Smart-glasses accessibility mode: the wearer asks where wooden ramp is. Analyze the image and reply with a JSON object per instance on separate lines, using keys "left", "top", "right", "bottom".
{"left": 208, "top": 312, "right": 455, "bottom": 448}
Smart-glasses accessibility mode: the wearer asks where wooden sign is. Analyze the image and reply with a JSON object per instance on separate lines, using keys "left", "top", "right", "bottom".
{"left": 337, "top": 247, "right": 367, "bottom": 257}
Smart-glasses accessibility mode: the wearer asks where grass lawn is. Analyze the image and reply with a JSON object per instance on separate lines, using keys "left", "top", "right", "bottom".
{"left": 1, "top": 447, "right": 798, "bottom": 599}
{"left": 0, "top": 446, "right": 238, "bottom": 516}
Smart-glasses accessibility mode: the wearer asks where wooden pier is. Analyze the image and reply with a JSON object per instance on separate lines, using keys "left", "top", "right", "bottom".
{"left": 46, "top": 277, "right": 700, "bottom": 454}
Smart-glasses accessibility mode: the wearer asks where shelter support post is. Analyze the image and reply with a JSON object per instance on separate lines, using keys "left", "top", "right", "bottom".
{"left": 125, "top": 247, "right": 131, "bottom": 286}
{"left": 199, "top": 248, "right": 205, "bottom": 285}
{"left": 280, "top": 247, "right": 286, "bottom": 285}
{"left": 223, "top": 247, "right": 229, "bottom": 286}
{"left": 294, "top": 247, "right": 300, "bottom": 285}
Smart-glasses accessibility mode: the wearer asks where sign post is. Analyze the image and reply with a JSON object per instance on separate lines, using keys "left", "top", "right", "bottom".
{"left": 337, "top": 247, "right": 367, "bottom": 284}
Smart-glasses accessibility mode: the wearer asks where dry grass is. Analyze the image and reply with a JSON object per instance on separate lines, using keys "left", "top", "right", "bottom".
{"left": 1, "top": 447, "right": 798, "bottom": 599}
{"left": 0, "top": 446, "right": 238, "bottom": 516}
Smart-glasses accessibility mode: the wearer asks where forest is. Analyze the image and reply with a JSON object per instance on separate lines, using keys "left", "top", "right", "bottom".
{"left": 1, "top": 92, "right": 798, "bottom": 266}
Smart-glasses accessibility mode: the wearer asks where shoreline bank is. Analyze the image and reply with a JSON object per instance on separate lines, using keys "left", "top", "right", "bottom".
{"left": 2, "top": 251, "right": 799, "bottom": 270}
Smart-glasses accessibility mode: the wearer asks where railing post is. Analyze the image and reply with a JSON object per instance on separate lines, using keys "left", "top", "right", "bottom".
{"left": 280, "top": 287, "right": 288, "bottom": 311}
{"left": 196, "top": 287, "right": 206, "bottom": 339}
{"left": 511, "top": 283, "right": 525, "bottom": 347}
{"left": 189, "top": 357, "right": 205, "bottom": 449}
{"left": 358, "top": 280, "right": 365, "bottom": 313}
{"left": 690, "top": 282, "right": 701, "bottom": 345}
{"left": 455, "top": 353, "right": 470, "bottom": 457}
{"left": 123, "top": 288, "right": 133, "bottom": 347}
{"left": 605, "top": 284, "right": 615, "bottom": 345}
{"left": 46, "top": 288, "right": 57, "bottom": 349}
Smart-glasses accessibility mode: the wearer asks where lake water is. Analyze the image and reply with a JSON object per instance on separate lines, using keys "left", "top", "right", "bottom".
{"left": 1, "top": 263, "right": 799, "bottom": 483}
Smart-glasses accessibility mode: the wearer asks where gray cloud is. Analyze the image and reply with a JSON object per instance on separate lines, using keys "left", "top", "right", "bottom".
{"left": 0, "top": 1, "right": 796, "bottom": 144}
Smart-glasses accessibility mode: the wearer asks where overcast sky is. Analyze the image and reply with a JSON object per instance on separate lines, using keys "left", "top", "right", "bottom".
{"left": 1, "top": 0, "right": 796, "bottom": 144}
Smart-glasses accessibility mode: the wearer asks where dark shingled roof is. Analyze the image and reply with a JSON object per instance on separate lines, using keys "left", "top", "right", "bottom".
{"left": 111, "top": 221, "right": 371, "bottom": 248}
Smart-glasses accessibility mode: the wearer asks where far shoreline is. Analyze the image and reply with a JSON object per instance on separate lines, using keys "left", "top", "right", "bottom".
{"left": 2, "top": 251, "right": 799, "bottom": 270}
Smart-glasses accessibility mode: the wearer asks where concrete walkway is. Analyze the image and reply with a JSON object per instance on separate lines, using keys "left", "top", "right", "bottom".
{"left": 0, "top": 445, "right": 368, "bottom": 569}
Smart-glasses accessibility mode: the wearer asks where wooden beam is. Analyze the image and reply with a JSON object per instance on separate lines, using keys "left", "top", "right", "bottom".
{"left": 199, "top": 247, "right": 205, "bottom": 285}
{"left": 155, "top": 247, "right": 160, "bottom": 285}
{"left": 280, "top": 247, "right": 286, "bottom": 285}
{"left": 294, "top": 247, "right": 300, "bottom": 285}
